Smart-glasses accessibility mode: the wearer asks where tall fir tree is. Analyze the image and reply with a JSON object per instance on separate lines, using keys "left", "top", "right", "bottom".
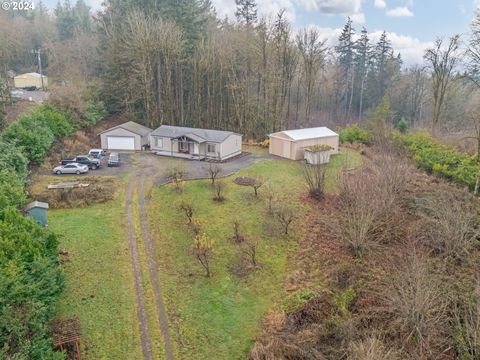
{"left": 235, "top": 0, "right": 257, "bottom": 25}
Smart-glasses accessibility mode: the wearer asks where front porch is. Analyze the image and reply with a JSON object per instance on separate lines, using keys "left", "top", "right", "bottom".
{"left": 153, "top": 150, "right": 205, "bottom": 160}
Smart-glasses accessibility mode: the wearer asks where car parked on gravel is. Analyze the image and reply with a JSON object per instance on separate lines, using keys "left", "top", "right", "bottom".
{"left": 60, "top": 155, "right": 101, "bottom": 170}
{"left": 107, "top": 152, "right": 120, "bottom": 167}
{"left": 53, "top": 163, "right": 89, "bottom": 175}
{"left": 88, "top": 149, "right": 106, "bottom": 159}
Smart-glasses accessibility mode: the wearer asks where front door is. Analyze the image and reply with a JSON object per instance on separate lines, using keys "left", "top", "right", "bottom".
{"left": 178, "top": 140, "right": 190, "bottom": 153}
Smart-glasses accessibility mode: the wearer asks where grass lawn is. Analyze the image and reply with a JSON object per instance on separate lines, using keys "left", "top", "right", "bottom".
{"left": 48, "top": 183, "right": 143, "bottom": 359}
{"left": 147, "top": 148, "right": 361, "bottom": 359}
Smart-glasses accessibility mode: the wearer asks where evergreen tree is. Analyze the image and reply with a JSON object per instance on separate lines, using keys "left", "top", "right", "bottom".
{"left": 335, "top": 18, "right": 355, "bottom": 116}
{"left": 235, "top": 0, "right": 257, "bottom": 25}
{"left": 55, "top": 0, "right": 76, "bottom": 40}
{"left": 354, "top": 27, "right": 371, "bottom": 120}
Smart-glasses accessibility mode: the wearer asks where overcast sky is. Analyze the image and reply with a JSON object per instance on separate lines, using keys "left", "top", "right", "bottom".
{"left": 40, "top": 0, "right": 478, "bottom": 65}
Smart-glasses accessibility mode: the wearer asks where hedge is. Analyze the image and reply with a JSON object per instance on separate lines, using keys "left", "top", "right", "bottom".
{"left": 0, "top": 208, "right": 64, "bottom": 359}
{"left": 394, "top": 131, "right": 480, "bottom": 190}
{"left": 0, "top": 104, "right": 73, "bottom": 359}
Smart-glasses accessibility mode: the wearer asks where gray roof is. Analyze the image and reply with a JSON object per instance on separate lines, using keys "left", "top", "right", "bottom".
{"left": 100, "top": 121, "right": 152, "bottom": 136}
{"left": 24, "top": 201, "right": 49, "bottom": 211}
{"left": 151, "top": 125, "right": 239, "bottom": 143}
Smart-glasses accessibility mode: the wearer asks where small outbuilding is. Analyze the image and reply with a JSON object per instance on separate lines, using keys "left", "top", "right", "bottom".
{"left": 14, "top": 72, "right": 48, "bottom": 89}
{"left": 99, "top": 121, "right": 152, "bottom": 151}
{"left": 24, "top": 201, "right": 49, "bottom": 227}
{"left": 150, "top": 125, "right": 242, "bottom": 161}
{"left": 269, "top": 127, "right": 339, "bottom": 160}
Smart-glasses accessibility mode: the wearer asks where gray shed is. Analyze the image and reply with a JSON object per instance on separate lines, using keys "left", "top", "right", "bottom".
{"left": 24, "top": 201, "right": 49, "bottom": 227}
{"left": 99, "top": 121, "right": 152, "bottom": 151}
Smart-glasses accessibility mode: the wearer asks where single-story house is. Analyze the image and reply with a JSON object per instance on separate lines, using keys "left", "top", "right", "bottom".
{"left": 99, "top": 121, "right": 152, "bottom": 151}
{"left": 150, "top": 125, "right": 242, "bottom": 161}
{"left": 269, "top": 127, "right": 339, "bottom": 160}
{"left": 14, "top": 72, "right": 48, "bottom": 89}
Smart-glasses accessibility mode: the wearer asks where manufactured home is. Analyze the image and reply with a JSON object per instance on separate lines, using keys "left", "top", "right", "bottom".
{"left": 150, "top": 125, "right": 242, "bottom": 161}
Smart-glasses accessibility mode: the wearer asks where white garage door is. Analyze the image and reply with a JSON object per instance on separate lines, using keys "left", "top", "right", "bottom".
{"left": 107, "top": 136, "right": 135, "bottom": 150}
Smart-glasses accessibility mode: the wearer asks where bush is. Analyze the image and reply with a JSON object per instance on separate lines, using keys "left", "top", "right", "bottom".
{"left": 395, "top": 131, "right": 480, "bottom": 190}
{"left": 339, "top": 124, "right": 371, "bottom": 145}
{"left": 0, "top": 208, "right": 64, "bottom": 359}
{"left": 0, "top": 170, "right": 26, "bottom": 208}
{"left": 2, "top": 118, "right": 54, "bottom": 164}
{"left": 30, "top": 104, "right": 75, "bottom": 138}
{"left": 397, "top": 117, "right": 408, "bottom": 134}
{"left": 0, "top": 141, "right": 28, "bottom": 180}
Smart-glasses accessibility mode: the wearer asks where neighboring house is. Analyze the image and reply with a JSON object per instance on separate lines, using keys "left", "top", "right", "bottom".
{"left": 14, "top": 72, "right": 48, "bottom": 89}
{"left": 150, "top": 125, "right": 242, "bottom": 161}
{"left": 269, "top": 127, "right": 339, "bottom": 160}
{"left": 99, "top": 121, "right": 152, "bottom": 151}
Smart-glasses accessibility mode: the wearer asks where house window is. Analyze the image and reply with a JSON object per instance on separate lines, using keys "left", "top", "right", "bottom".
{"left": 156, "top": 137, "right": 163, "bottom": 148}
{"left": 207, "top": 144, "right": 216, "bottom": 153}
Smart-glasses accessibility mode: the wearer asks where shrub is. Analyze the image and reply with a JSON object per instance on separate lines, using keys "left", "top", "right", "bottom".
{"left": 2, "top": 118, "right": 54, "bottom": 164}
{"left": 26, "top": 104, "right": 75, "bottom": 138}
{"left": 339, "top": 124, "right": 371, "bottom": 145}
{"left": 0, "top": 141, "right": 28, "bottom": 180}
{"left": 397, "top": 117, "right": 408, "bottom": 134}
{"left": 0, "top": 170, "right": 26, "bottom": 208}
{"left": 395, "top": 131, "right": 480, "bottom": 190}
{"left": 0, "top": 208, "right": 64, "bottom": 359}
{"left": 305, "top": 144, "right": 332, "bottom": 151}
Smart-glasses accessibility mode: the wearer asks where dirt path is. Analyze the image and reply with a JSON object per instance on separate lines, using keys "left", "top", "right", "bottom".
{"left": 137, "top": 173, "right": 175, "bottom": 360}
{"left": 126, "top": 180, "right": 153, "bottom": 360}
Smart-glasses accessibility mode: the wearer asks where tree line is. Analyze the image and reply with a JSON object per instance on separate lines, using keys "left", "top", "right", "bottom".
{"left": 1, "top": 1, "right": 480, "bottom": 139}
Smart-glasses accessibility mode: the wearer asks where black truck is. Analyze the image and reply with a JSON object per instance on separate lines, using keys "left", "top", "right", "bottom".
{"left": 60, "top": 155, "right": 101, "bottom": 170}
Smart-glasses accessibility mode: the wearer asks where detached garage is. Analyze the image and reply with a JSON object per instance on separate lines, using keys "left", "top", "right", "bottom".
{"left": 269, "top": 127, "right": 339, "bottom": 160}
{"left": 99, "top": 121, "right": 152, "bottom": 151}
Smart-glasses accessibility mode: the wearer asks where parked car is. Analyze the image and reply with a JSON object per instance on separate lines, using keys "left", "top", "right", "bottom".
{"left": 60, "top": 155, "right": 101, "bottom": 170}
{"left": 108, "top": 152, "right": 120, "bottom": 167}
{"left": 53, "top": 163, "right": 88, "bottom": 175}
{"left": 88, "top": 149, "right": 106, "bottom": 159}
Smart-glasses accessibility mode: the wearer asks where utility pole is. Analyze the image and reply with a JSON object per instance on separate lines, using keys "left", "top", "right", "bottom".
{"left": 33, "top": 48, "right": 45, "bottom": 90}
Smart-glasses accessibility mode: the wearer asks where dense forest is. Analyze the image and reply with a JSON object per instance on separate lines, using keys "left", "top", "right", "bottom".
{"left": 1, "top": 0, "right": 479, "bottom": 141}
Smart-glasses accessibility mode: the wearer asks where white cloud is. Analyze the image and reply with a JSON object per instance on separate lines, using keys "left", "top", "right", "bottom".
{"left": 298, "top": 0, "right": 362, "bottom": 14}
{"left": 350, "top": 13, "right": 366, "bottom": 24}
{"left": 374, "top": 0, "right": 386, "bottom": 9}
{"left": 386, "top": 6, "right": 414, "bottom": 17}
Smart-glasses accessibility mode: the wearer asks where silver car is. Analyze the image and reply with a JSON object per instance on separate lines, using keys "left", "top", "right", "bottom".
{"left": 53, "top": 163, "right": 89, "bottom": 175}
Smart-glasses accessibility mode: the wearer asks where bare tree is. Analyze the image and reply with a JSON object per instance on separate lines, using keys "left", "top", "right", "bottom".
{"left": 250, "top": 176, "right": 265, "bottom": 196}
{"left": 166, "top": 160, "right": 186, "bottom": 192}
{"left": 302, "top": 163, "right": 327, "bottom": 200}
{"left": 296, "top": 28, "right": 327, "bottom": 125}
{"left": 178, "top": 201, "right": 194, "bottom": 223}
{"left": 232, "top": 219, "right": 245, "bottom": 243}
{"left": 213, "top": 181, "right": 226, "bottom": 202}
{"left": 424, "top": 35, "right": 461, "bottom": 135}
{"left": 263, "top": 184, "right": 276, "bottom": 214}
{"left": 192, "top": 233, "right": 215, "bottom": 277}
{"left": 239, "top": 238, "right": 258, "bottom": 266}
{"left": 208, "top": 163, "right": 222, "bottom": 185}
{"left": 274, "top": 204, "right": 295, "bottom": 235}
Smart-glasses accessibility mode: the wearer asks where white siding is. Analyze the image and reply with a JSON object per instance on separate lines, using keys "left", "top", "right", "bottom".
{"left": 219, "top": 134, "right": 242, "bottom": 160}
